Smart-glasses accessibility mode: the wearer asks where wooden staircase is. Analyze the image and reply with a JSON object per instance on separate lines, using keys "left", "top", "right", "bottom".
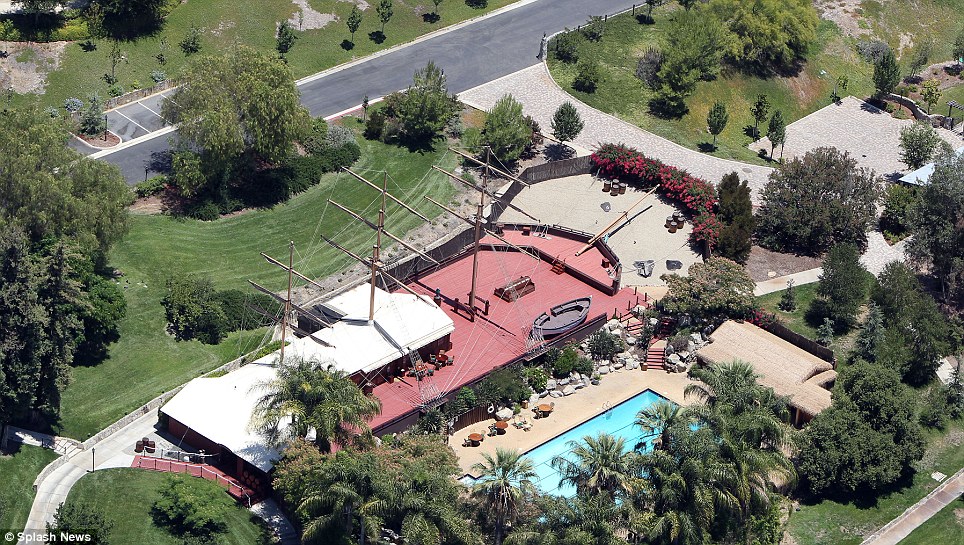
{"left": 550, "top": 257, "right": 566, "bottom": 275}
{"left": 645, "top": 339, "right": 667, "bottom": 371}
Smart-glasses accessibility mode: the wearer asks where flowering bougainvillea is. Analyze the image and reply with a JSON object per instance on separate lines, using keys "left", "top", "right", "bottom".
{"left": 591, "top": 143, "right": 721, "bottom": 249}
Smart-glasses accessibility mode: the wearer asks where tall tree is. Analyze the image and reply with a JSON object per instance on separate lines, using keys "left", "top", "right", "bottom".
{"left": 471, "top": 449, "right": 537, "bottom": 545}
{"left": 162, "top": 46, "right": 310, "bottom": 198}
{"left": 550, "top": 101, "right": 584, "bottom": 147}
{"left": 808, "top": 243, "right": 870, "bottom": 332}
{"left": 756, "top": 147, "right": 881, "bottom": 254}
{"left": 907, "top": 150, "right": 964, "bottom": 302}
{"left": 276, "top": 20, "right": 297, "bottom": 59}
{"left": 396, "top": 61, "right": 455, "bottom": 142}
{"left": 661, "top": 257, "right": 756, "bottom": 321}
{"left": 749, "top": 94, "right": 770, "bottom": 139}
{"left": 79, "top": 92, "right": 107, "bottom": 137}
{"left": 708, "top": 0, "right": 818, "bottom": 70}
{"left": 873, "top": 48, "right": 901, "bottom": 98}
{"left": 47, "top": 502, "right": 113, "bottom": 545}
{"left": 0, "top": 106, "right": 131, "bottom": 257}
{"left": 346, "top": 5, "right": 363, "bottom": 44}
{"left": 899, "top": 121, "right": 943, "bottom": 169}
{"left": 716, "top": 172, "right": 754, "bottom": 263}
{"left": 920, "top": 78, "right": 942, "bottom": 114}
{"left": 707, "top": 100, "right": 728, "bottom": 147}
{"left": 483, "top": 94, "right": 532, "bottom": 162}
{"left": 376, "top": 0, "right": 393, "bottom": 33}
{"left": 635, "top": 399, "right": 686, "bottom": 451}
{"left": 551, "top": 433, "right": 640, "bottom": 498}
{"left": 251, "top": 358, "right": 382, "bottom": 452}
{"left": 654, "top": 10, "right": 725, "bottom": 116}
{"left": 766, "top": 110, "right": 786, "bottom": 160}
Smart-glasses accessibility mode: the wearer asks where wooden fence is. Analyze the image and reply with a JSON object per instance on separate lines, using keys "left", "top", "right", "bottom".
{"left": 762, "top": 321, "right": 836, "bottom": 366}
{"left": 519, "top": 155, "right": 593, "bottom": 184}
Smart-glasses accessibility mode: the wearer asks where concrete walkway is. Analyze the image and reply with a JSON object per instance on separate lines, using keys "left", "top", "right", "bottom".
{"left": 19, "top": 412, "right": 156, "bottom": 543}
{"left": 754, "top": 268, "right": 823, "bottom": 296}
{"left": 861, "top": 467, "right": 964, "bottom": 545}
{"left": 459, "top": 64, "right": 776, "bottom": 203}
{"left": 251, "top": 499, "right": 300, "bottom": 545}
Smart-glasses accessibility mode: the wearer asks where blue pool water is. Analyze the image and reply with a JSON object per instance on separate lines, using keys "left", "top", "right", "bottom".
{"left": 524, "top": 389, "right": 665, "bottom": 497}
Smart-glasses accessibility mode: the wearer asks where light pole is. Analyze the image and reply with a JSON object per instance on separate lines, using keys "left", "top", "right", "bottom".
{"left": 103, "top": 114, "right": 108, "bottom": 141}
{"left": 91, "top": 447, "right": 95, "bottom": 472}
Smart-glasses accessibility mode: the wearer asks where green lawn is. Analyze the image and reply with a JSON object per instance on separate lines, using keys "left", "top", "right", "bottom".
{"left": 58, "top": 127, "right": 458, "bottom": 439}
{"left": 19, "top": 0, "right": 516, "bottom": 109}
{"left": 856, "top": 0, "right": 964, "bottom": 62}
{"left": 756, "top": 282, "right": 859, "bottom": 358}
{"left": 899, "top": 496, "right": 964, "bottom": 545}
{"left": 547, "top": 10, "right": 875, "bottom": 164}
{"left": 64, "top": 469, "right": 269, "bottom": 545}
{"left": 786, "top": 420, "right": 964, "bottom": 545}
{"left": 0, "top": 445, "right": 59, "bottom": 530}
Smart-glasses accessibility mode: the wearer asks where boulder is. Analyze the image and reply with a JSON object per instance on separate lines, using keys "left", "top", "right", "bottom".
{"left": 539, "top": 390, "right": 549, "bottom": 398}
{"left": 678, "top": 350, "right": 690, "bottom": 360}
{"left": 613, "top": 361, "right": 624, "bottom": 369}
{"left": 598, "top": 365, "right": 611, "bottom": 375}
{"left": 495, "top": 408, "right": 514, "bottom": 421}
{"left": 625, "top": 336, "right": 636, "bottom": 346}
{"left": 611, "top": 328, "right": 622, "bottom": 337}
{"left": 687, "top": 340, "right": 696, "bottom": 353}
{"left": 632, "top": 305, "right": 647, "bottom": 314}
{"left": 606, "top": 319, "right": 620, "bottom": 330}
{"left": 626, "top": 359, "right": 640, "bottom": 370}
{"left": 549, "top": 390, "right": 564, "bottom": 398}
{"left": 665, "top": 343, "right": 675, "bottom": 355}
{"left": 690, "top": 332, "right": 703, "bottom": 344}
{"left": 558, "top": 377, "right": 570, "bottom": 386}
{"left": 574, "top": 382, "right": 586, "bottom": 389}
{"left": 529, "top": 393, "right": 541, "bottom": 406}
{"left": 546, "top": 379, "right": 557, "bottom": 390}
{"left": 562, "top": 385, "right": 576, "bottom": 396}
{"left": 667, "top": 353, "right": 682, "bottom": 366}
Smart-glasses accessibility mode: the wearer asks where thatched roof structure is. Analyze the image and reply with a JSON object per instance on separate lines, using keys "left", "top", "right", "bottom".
{"left": 696, "top": 320, "right": 835, "bottom": 418}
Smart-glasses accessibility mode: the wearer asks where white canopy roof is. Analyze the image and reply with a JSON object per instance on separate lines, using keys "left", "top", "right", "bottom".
{"left": 899, "top": 146, "right": 964, "bottom": 185}
{"left": 288, "top": 285, "right": 454, "bottom": 376}
{"left": 161, "top": 359, "right": 282, "bottom": 472}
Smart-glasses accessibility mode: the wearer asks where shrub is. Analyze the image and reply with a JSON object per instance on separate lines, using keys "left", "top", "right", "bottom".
{"left": 162, "top": 274, "right": 227, "bottom": 343}
{"left": 856, "top": 39, "right": 891, "bottom": 63}
{"left": 63, "top": 97, "right": 83, "bottom": 113}
{"left": 582, "top": 15, "right": 605, "bottom": 42}
{"left": 635, "top": 47, "right": 663, "bottom": 89}
{"left": 152, "top": 475, "right": 232, "bottom": 538}
{"left": 150, "top": 70, "right": 167, "bottom": 83}
{"left": 324, "top": 124, "right": 358, "bottom": 148}
{"left": 190, "top": 202, "right": 221, "bottom": 221}
{"left": 879, "top": 184, "right": 918, "bottom": 240}
{"left": 523, "top": 366, "right": 549, "bottom": 392}
{"left": 134, "top": 175, "right": 167, "bottom": 198}
{"left": 483, "top": 94, "right": 531, "bottom": 162}
{"left": 214, "top": 289, "right": 278, "bottom": 331}
{"left": 477, "top": 367, "right": 529, "bottom": 406}
{"left": 465, "top": 0, "right": 487, "bottom": 7}
{"left": 553, "top": 31, "right": 581, "bottom": 63}
{"left": 587, "top": 331, "right": 622, "bottom": 361}
{"left": 107, "top": 84, "right": 124, "bottom": 97}
{"left": 303, "top": 117, "right": 329, "bottom": 154}
{"left": 364, "top": 110, "right": 386, "bottom": 140}
{"left": 551, "top": 345, "right": 592, "bottom": 378}
{"left": 572, "top": 60, "right": 600, "bottom": 93}
{"left": 316, "top": 142, "right": 361, "bottom": 172}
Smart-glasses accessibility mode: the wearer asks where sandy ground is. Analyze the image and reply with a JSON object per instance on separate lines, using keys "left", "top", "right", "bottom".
{"left": 750, "top": 96, "right": 962, "bottom": 180}
{"left": 451, "top": 368, "right": 696, "bottom": 476}
{"left": 746, "top": 246, "right": 823, "bottom": 282}
{"left": 813, "top": 0, "right": 868, "bottom": 39}
{"left": 287, "top": 0, "right": 338, "bottom": 30}
{"left": 497, "top": 174, "right": 703, "bottom": 286}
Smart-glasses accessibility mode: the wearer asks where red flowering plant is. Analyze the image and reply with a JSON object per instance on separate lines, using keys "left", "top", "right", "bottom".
{"left": 590, "top": 143, "right": 721, "bottom": 249}
{"left": 748, "top": 308, "right": 779, "bottom": 328}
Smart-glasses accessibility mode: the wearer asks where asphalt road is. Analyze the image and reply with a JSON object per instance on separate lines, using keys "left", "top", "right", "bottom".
{"left": 99, "top": 0, "right": 639, "bottom": 183}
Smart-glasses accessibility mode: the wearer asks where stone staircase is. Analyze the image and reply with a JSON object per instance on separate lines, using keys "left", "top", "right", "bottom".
{"left": 54, "top": 437, "right": 84, "bottom": 459}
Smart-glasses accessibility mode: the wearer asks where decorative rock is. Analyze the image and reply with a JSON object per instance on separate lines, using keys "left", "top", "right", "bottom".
{"left": 562, "top": 385, "right": 576, "bottom": 396}
{"left": 626, "top": 359, "right": 640, "bottom": 370}
{"left": 687, "top": 341, "right": 696, "bottom": 353}
{"left": 632, "top": 305, "right": 647, "bottom": 314}
{"left": 580, "top": 342, "right": 589, "bottom": 350}
{"left": 649, "top": 317, "right": 658, "bottom": 326}
{"left": 678, "top": 351, "right": 690, "bottom": 360}
{"left": 606, "top": 319, "right": 620, "bottom": 330}
{"left": 546, "top": 379, "right": 557, "bottom": 390}
{"left": 665, "top": 343, "right": 675, "bottom": 355}
{"left": 539, "top": 390, "right": 549, "bottom": 398}
{"left": 549, "top": 390, "right": 564, "bottom": 398}
{"left": 598, "top": 366, "right": 611, "bottom": 375}
{"left": 529, "top": 393, "right": 541, "bottom": 405}
{"left": 558, "top": 377, "right": 570, "bottom": 386}
{"left": 625, "top": 336, "right": 636, "bottom": 346}
{"left": 613, "top": 361, "right": 624, "bottom": 369}
{"left": 495, "top": 408, "right": 514, "bottom": 421}
{"left": 611, "top": 328, "right": 622, "bottom": 337}
{"left": 574, "top": 382, "right": 586, "bottom": 389}
{"left": 667, "top": 353, "right": 682, "bottom": 366}
{"left": 690, "top": 332, "right": 703, "bottom": 344}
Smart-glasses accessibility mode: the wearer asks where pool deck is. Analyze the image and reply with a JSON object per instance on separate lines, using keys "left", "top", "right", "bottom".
{"left": 452, "top": 367, "right": 696, "bottom": 476}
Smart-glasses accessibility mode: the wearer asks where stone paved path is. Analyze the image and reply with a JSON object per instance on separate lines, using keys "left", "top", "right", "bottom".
{"left": 459, "top": 64, "right": 776, "bottom": 203}
{"left": 861, "top": 467, "right": 964, "bottom": 545}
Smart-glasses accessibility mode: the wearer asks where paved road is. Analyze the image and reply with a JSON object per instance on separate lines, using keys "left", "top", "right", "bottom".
{"left": 95, "top": 0, "right": 639, "bottom": 183}
{"left": 861, "top": 467, "right": 964, "bottom": 545}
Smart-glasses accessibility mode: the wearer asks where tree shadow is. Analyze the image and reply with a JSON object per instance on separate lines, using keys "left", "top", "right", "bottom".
{"left": 368, "top": 30, "right": 386, "bottom": 44}
{"left": 79, "top": 39, "right": 97, "bottom": 52}
{"left": 647, "top": 97, "right": 687, "bottom": 119}
{"left": 635, "top": 13, "right": 654, "bottom": 25}
{"left": 743, "top": 125, "right": 759, "bottom": 139}
{"left": 543, "top": 143, "right": 575, "bottom": 161}
{"left": 341, "top": 39, "right": 354, "bottom": 51}
{"left": 697, "top": 143, "right": 716, "bottom": 153}
{"left": 422, "top": 12, "right": 440, "bottom": 23}
{"left": 147, "top": 150, "right": 174, "bottom": 175}
{"left": 100, "top": 13, "right": 165, "bottom": 42}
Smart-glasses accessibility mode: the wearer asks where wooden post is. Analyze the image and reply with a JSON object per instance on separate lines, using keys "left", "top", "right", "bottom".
{"left": 632, "top": 4, "right": 635, "bottom": 15}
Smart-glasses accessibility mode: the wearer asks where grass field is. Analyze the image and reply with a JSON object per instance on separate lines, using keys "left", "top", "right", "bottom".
{"left": 547, "top": 9, "right": 875, "bottom": 164}
{"left": 856, "top": 0, "right": 964, "bottom": 62}
{"left": 0, "top": 445, "right": 59, "bottom": 531}
{"left": 786, "top": 420, "right": 964, "bottom": 545}
{"left": 898, "top": 495, "right": 964, "bottom": 545}
{"left": 756, "top": 282, "right": 860, "bottom": 358}
{"left": 17, "top": 0, "right": 515, "bottom": 109}
{"left": 64, "top": 469, "right": 269, "bottom": 545}
{"left": 57, "top": 126, "right": 459, "bottom": 439}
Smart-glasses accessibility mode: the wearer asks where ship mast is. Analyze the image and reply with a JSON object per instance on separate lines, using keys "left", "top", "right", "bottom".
{"left": 280, "top": 241, "right": 294, "bottom": 361}
{"left": 369, "top": 173, "right": 387, "bottom": 322}
{"left": 466, "top": 147, "right": 489, "bottom": 321}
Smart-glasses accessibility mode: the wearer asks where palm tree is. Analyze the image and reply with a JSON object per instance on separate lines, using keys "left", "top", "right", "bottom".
{"left": 684, "top": 360, "right": 761, "bottom": 412}
{"left": 298, "top": 454, "right": 386, "bottom": 545}
{"left": 250, "top": 357, "right": 382, "bottom": 452}
{"left": 471, "top": 448, "right": 537, "bottom": 545}
{"left": 506, "top": 492, "right": 639, "bottom": 545}
{"left": 635, "top": 400, "right": 686, "bottom": 451}
{"left": 551, "top": 433, "right": 640, "bottom": 498}
{"left": 644, "top": 448, "right": 718, "bottom": 545}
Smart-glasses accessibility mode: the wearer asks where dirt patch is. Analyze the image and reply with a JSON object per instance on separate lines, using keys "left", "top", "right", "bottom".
{"left": 129, "top": 196, "right": 166, "bottom": 215}
{"left": 954, "top": 508, "right": 964, "bottom": 527}
{"left": 746, "top": 245, "right": 823, "bottom": 282}
{"left": 74, "top": 131, "right": 121, "bottom": 148}
{"left": 0, "top": 40, "right": 67, "bottom": 94}
{"left": 288, "top": 0, "right": 339, "bottom": 30}
{"left": 813, "top": 0, "right": 869, "bottom": 39}
{"left": 208, "top": 20, "right": 236, "bottom": 37}
{"left": 912, "top": 62, "right": 964, "bottom": 90}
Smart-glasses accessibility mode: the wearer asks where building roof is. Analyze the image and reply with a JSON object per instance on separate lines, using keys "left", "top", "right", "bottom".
{"left": 161, "top": 360, "right": 283, "bottom": 472}
{"left": 696, "top": 320, "right": 836, "bottom": 417}
{"left": 899, "top": 146, "right": 964, "bottom": 185}
{"left": 288, "top": 285, "right": 455, "bottom": 376}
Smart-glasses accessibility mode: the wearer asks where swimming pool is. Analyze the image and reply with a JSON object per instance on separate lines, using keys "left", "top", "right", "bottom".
{"left": 523, "top": 389, "right": 666, "bottom": 497}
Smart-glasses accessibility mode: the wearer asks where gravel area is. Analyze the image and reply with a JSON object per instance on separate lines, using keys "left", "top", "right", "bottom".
{"left": 497, "top": 174, "right": 703, "bottom": 286}
{"left": 459, "top": 64, "right": 775, "bottom": 204}
{"left": 750, "top": 97, "right": 962, "bottom": 181}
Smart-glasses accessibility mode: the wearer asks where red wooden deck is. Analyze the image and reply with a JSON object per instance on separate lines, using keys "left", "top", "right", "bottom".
{"left": 370, "top": 231, "right": 642, "bottom": 431}
{"left": 130, "top": 455, "right": 261, "bottom": 506}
